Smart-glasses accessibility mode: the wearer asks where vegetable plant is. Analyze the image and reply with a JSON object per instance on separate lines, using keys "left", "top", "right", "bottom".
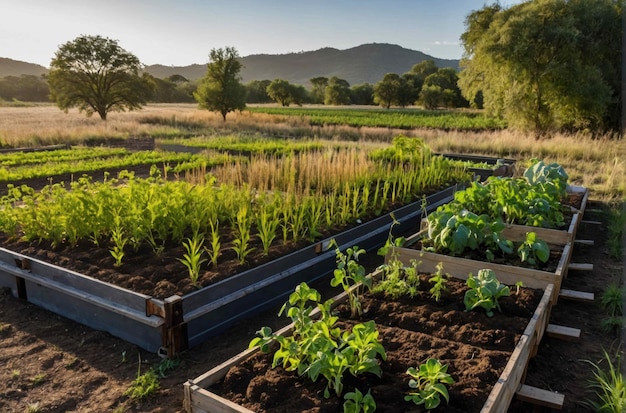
{"left": 429, "top": 262, "right": 449, "bottom": 302}
{"left": 405, "top": 358, "right": 454, "bottom": 410}
{"left": 517, "top": 232, "right": 550, "bottom": 267}
{"left": 329, "top": 240, "right": 371, "bottom": 318}
{"left": 463, "top": 269, "right": 511, "bottom": 317}
{"left": 178, "top": 232, "right": 207, "bottom": 286}
{"left": 343, "top": 388, "right": 376, "bottom": 413}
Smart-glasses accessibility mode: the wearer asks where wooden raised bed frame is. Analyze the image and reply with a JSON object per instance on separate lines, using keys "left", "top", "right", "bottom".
{"left": 182, "top": 275, "right": 556, "bottom": 413}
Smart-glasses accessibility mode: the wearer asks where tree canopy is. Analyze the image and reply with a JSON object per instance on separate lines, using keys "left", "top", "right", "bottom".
{"left": 47, "top": 35, "right": 151, "bottom": 121}
{"left": 458, "top": 0, "right": 621, "bottom": 137}
{"left": 266, "top": 79, "right": 306, "bottom": 106}
{"left": 194, "top": 47, "right": 246, "bottom": 121}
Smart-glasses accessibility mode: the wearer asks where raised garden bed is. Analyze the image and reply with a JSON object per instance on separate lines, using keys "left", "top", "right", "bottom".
{"left": 0, "top": 185, "right": 462, "bottom": 356}
{"left": 183, "top": 271, "right": 555, "bottom": 413}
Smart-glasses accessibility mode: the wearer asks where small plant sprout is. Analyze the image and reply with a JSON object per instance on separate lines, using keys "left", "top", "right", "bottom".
{"left": 343, "top": 388, "right": 377, "bottom": 413}
{"left": 124, "top": 354, "right": 160, "bottom": 400}
{"left": 329, "top": 239, "right": 371, "bottom": 318}
{"left": 178, "top": 232, "right": 207, "bottom": 286}
{"left": 514, "top": 281, "right": 524, "bottom": 295}
{"left": 463, "top": 269, "right": 511, "bottom": 317}
{"left": 405, "top": 358, "right": 454, "bottom": 410}
{"left": 517, "top": 232, "right": 550, "bottom": 267}
{"left": 429, "top": 262, "right": 449, "bottom": 302}
{"left": 600, "top": 284, "right": 624, "bottom": 333}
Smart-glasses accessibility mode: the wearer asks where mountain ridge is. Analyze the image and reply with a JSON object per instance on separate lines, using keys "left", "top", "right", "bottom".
{"left": 1, "top": 43, "right": 460, "bottom": 86}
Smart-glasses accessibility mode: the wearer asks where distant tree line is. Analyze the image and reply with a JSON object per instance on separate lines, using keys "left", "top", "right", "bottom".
{"left": 0, "top": 59, "right": 464, "bottom": 110}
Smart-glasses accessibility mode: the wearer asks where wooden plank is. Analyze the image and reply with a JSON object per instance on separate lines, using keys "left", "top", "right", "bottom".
{"left": 568, "top": 263, "right": 594, "bottom": 271}
{"left": 581, "top": 220, "right": 602, "bottom": 225}
{"left": 559, "top": 289, "right": 594, "bottom": 302}
{"left": 482, "top": 285, "right": 554, "bottom": 413}
{"left": 574, "top": 239, "right": 594, "bottom": 246}
{"left": 516, "top": 384, "right": 565, "bottom": 409}
{"left": 546, "top": 324, "right": 581, "bottom": 341}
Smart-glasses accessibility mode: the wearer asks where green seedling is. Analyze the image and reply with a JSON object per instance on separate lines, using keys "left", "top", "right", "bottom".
{"left": 405, "top": 358, "right": 454, "bottom": 410}
{"left": 178, "top": 232, "right": 207, "bottom": 286}
{"left": 517, "top": 232, "right": 550, "bottom": 266}
{"left": 343, "top": 388, "right": 377, "bottom": 413}
{"left": 464, "top": 269, "right": 511, "bottom": 317}
{"left": 329, "top": 239, "right": 371, "bottom": 318}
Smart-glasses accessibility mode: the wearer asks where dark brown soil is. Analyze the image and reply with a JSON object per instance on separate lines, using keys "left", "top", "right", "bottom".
{"left": 0, "top": 199, "right": 622, "bottom": 412}
{"left": 212, "top": 277, "right": 543, "bottom": 412}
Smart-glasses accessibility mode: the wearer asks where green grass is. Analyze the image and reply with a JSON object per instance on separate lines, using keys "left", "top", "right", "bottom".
{"left": 584, "top": 351, "right": 626, "bottom": 413}
{"left": 247, "top": 106, "right": 507, "bottom": 131}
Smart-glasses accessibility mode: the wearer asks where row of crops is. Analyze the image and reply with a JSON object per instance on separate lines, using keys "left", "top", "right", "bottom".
{"left": 0, "top": 137, "right": 472, "bottom": 279}
{"left": 247, "top": 107, "right": 507, "bottom": 131}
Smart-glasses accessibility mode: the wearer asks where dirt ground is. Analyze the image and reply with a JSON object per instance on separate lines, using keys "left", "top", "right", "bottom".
{"left": 0, "top": 199, "right": 623, "bottom": 412}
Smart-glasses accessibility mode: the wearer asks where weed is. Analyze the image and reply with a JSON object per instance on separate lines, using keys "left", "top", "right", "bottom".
{"left": 31, "top": 374, "right": 46, "bottom": 386}
{"left": 124, "top": 368, "right": 160, "bottom": 401}
{"left": 606, "top": 205, "right": 625, "bottom": 260}
{"left": 25, "top": 402, "right": 41, "bottom": 413}
{"left": 583, "top": 350, "right": 626, "bottom": 413}
{"left": 11, "top": 369, "right": 20, "bottom": 379}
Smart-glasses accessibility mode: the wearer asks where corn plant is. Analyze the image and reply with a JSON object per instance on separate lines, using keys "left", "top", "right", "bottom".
{"left": 178, "top": 232, "right": 207, "bottom": 286}
{"left": 203, "top": 219, "right": 221, "bottom": 269}
{"left": 256, "top": 203, "right": 280, "bottom": 255}
{"left": 231, "top": 204, "right": 254, "bottom": 264}
{"left": 464, "top": 269, "right": 511, "bottom": 317}
{"left": 405, "top": 358, "right": 454, "bottom": 410}
{"left": 109, "top": 213, "right": 128, "bottom": 267}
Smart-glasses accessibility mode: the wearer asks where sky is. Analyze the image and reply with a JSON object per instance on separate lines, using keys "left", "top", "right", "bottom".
{"left": 1, "top": 0, "right": 524, "bottom": 68}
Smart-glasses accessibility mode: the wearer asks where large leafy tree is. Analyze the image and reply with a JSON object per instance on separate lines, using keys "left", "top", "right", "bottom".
{"left": 266, "top": 79, "right": 306, "bottom": 106}
{"left": 458, "top": 0, "right": 619, "bottom": 137}
{"left": 194, "top": 47, "right": 246, "bottom": 121}
{"left": 324, "top": 77, "right": 351, "bottom": 105}
{"left": 373, "top": 73, "right": 401, "bottom": 109}
{"left": 48, "top": 35, "right": 151, "bottom": 121}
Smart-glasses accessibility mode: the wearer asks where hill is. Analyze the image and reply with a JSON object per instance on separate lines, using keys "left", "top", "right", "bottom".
{"left": 144, "top": 43, "right": 459, "bottom": 86}
{"left": 1, "top": 43, "right": 460, "bottom": 86}
{"left": 0, "top": 57, "right": 48, "bottom": 78}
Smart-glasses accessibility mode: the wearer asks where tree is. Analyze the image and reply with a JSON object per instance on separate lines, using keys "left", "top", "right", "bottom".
{"left": 324, "top": 77, "right": 351, "bottom": 105}
{"left": 350, "top": 83, "right": 374, "bottom": 105}
{"left": 266, "top": 79, "right": 305, "bottom": 106}
{"left": 194, "top": 47, "right": 246, "bottom": 121}
{"left": 421, "top": 68, "right": 466, "bottom": 108}
{"left": 47, "top": 35, "right": 151, "bottom": 121}
{"left": 309, "top": 77, "right": 328, "bottom": 104}
{"left": 373, "top": 73, "right": 401, "bottom": 109}
{"left": 245, "top": 80, "right": 272, "bottom": 103}
{"left": 458, "top": 0, "right": 618, "bottom": 137}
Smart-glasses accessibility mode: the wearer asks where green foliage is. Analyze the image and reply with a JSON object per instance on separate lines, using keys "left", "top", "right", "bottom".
{"left": 329, "top": 240, "right": 371, "bottom": 318}
{"left": 178, "top": 232, "right": 207, "bottom": 286}
{"left": 606, "top": 205, "right": 625, "bottom": 260}
{"left": 459, "top": 0, "right": 621, "bottom": 136}
{"left": 600, "top": 284, "right": 624, "bottom": 334}
{"left": 124, "top": 369, "right": 160, "bottom": 400}
{"left": 246, "top": 106, "right": 506, "bottom": 131}
{"left": 517, "top": 232, "right": 550, "bottom": 267}
{"left": 249, "top": 283, "right": 386, "bottom": 400}
{"left": 194, "top": 47, "right": 246, "bottom": 121}
{"left": 405, "top": 358, "right": 454, "bottom": 410}
{"left": 266, "top": 78, "right": 306, "bottom": 106}
{"left": 48, "top": 35, "right": 150, "bottom": 121}
{"left": 429, "top": 262, "right": 449, "bottom": 302}
{"left": 524, "top": 159, "right": 569, "bottom": 199}
{"left": 584, "top": 351, "right": 626, "bottom": 413}
{"left": 463, "top": 269, "right": 511, "bottom": 317}
{"left": 343, "top": 388, "right": 376, "bottom": 413}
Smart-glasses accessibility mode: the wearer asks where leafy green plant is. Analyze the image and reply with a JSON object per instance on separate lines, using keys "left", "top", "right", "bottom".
{"left": 429, "top": 262, "right": 449, "bottom": 302}
{"left": 600, "top": 284, "right": 624, "bottom": 333}
{"left": 249, "top": 282, "right": 386, "bottom": 400}
{"left": 375, "top": 215, "right": 421, "bottom": 299}
{"left": 524, "top": 158, "right": 569, "bottom": 199}
{"left": 178, "top": 232, "right": 207, "bottom": 286}
{"left": 463, "top": 269, "right": 511, "bottom": 317}
{"left": 517, "top": 232, "right": 550, "bottom": 267}
{"left": 109, "top": 214, "right": 128, "bottom": 267}
{"left": 124, "top": 356, "right": 160, "bottom": 401}
{"left": 405, "top": 358, "right": 454, "bottom": 410}
{"left": 329, "top": 240, "right": 372, "bottom": 318}
{"left": 343, "top": 388, "right": 377, "bottom": 413}
{"left": 583, "top": 351, "right": 626, "bottom": 413}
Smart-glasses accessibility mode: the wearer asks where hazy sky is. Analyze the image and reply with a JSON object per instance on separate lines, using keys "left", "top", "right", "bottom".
{"left": 1, "top": 0, "right": 524, "bottom": 68}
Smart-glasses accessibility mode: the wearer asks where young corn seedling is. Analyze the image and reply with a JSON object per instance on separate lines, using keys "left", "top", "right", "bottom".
{"left": 429, "top": 262, "right": 449, "bottom": 302}
{"left": 206, "top": 219, "right": 221, "bottom": 269}
{"left": 178, "top": 232, "right": 207, "bottom": 286}
{"left": 109, "top": 214, "right": 128, "bottom": 267}
{"left": 231, "top": 204, "right": 254, "bottom": 264}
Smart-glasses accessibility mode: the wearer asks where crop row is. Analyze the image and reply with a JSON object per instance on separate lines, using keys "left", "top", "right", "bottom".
{"left": 247, "top": 107, "right": 507, "bottom": 131}
{"left": 0, "top": 152, "right": 471, "bottom": 272}
{"left": 159, "top": 135, "right": 328, "bottom": 155}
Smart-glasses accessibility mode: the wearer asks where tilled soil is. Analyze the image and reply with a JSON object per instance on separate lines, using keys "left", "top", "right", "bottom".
{"left": 0, "top": 200, "right": 622, "bottom": 412}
